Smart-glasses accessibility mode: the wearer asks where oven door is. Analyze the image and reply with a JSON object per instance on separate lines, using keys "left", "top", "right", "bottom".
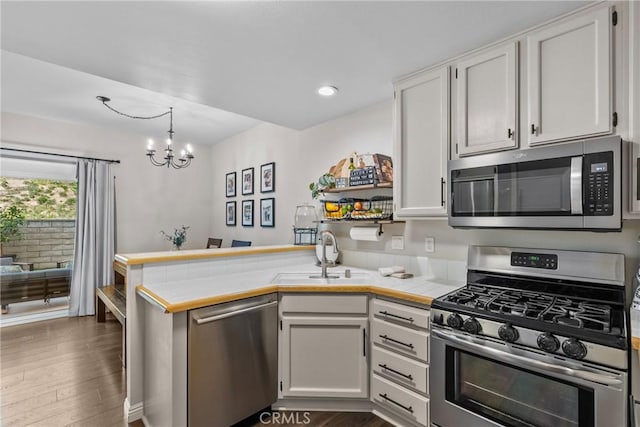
{"left": 431, "top": 328, "right": 626, "bottom": 427}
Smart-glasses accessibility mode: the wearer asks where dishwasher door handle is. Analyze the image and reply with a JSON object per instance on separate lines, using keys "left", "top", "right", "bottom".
{"left": 194, "top": 300, "right": 277, "bottom": 325}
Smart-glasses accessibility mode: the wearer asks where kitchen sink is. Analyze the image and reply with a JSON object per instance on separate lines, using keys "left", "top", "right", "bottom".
{"left": 271, "top": 272, "right": 374, "bottom": 285}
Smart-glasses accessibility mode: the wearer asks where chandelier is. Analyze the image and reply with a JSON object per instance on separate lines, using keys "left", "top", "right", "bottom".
{"left": 96, "top": 96, "right": 194, "bottom": 169}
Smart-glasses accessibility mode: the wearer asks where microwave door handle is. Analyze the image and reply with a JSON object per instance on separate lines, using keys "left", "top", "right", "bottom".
{"left": 570, "top": 157, "right": 583, "bottom": 215}
{"left": 432, "top": 329, "right": 622, "bottom": 386}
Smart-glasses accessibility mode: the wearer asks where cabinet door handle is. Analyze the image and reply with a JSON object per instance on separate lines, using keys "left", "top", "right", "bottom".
{"left": 379, "top": 393, "right": 413, "bottom": 413}
{"left": 531, "top": 124, "right": 537, "bottom": 135}
{"left": 508, "top": 128, "right": 513, "bottom": 139}
{"left": 379, "top": 310, "right": 414, "bottom": 323}
{"left": 378, "top": 363, "right": 413, "bottom": 381}
{"left": 379, "top": 334, "right": 414, "bottom": 349}
{"left": 363, "top": 328, "right": 366, "bottom": 357}
{"left": 440, "top": 177, "right": 446, "bottom": 207}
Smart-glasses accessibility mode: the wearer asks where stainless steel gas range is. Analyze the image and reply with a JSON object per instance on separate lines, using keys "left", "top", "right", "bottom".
{"left": 430, "top": 246, "right": 628, "bottom": 427}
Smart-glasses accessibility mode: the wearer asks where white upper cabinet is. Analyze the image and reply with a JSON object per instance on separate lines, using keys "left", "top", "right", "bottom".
{"left": 527, "top": 6, "right": 613, "bottom": 146}
{"left": 456, "top": 42, "right": 518, "bottom": 156}
{"left": 393, "top": 67, "right": 449, "bottom": 218}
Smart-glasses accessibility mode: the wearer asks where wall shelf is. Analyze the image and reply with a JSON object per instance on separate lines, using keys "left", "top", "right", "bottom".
{"left": 322, "top": 182, "right": 392, "bottom": 193}
{"left": 316, "top": 219, "right": 403, "bottom": 225}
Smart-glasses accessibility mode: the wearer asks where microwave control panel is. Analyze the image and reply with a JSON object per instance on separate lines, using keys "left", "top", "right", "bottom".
{"left": 584, "top": 152, "right": 613, "bottom": 216}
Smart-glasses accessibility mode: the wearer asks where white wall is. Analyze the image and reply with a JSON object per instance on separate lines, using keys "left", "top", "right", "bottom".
{"left": 209, "top": 100, "right": 393, "bottom": 246}
{"left": 1, "top": 112, "right": 213, "bottom": 253}
{"left": 212, "top": 102, "right": 640, "bottom": 284}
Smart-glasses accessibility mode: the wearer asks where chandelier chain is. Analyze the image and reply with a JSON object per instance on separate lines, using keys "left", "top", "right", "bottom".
{"left": 99, "top": 98, "right": 172, "bottom": 120}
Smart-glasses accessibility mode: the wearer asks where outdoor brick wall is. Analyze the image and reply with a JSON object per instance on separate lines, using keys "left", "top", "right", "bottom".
{"left": 1, "top": 219, "right": 75, "bottom": 270}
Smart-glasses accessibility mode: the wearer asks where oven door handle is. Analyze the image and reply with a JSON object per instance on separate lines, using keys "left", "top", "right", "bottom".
{"left": 432, "top": 329, "right": 622, "bottom": 386}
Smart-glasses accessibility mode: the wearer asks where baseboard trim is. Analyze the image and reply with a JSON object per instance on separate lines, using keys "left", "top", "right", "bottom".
{"left": 0, "top": 308, "right": 68, "bottom": 327}
{"left": 124, "top": 397, "right": 144, "bottom": 422}
{"left": 272, "top": 398, "right": 372, "bottom": 412}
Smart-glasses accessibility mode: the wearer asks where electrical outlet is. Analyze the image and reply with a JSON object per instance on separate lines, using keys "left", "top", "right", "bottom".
{"left": 391, "top": 235, "right": 405, "bottom": 250}
{"left": 425, "top": 237, "right": 435, "bottom": 253}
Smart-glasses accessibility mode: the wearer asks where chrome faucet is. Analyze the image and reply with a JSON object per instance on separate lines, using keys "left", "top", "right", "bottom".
{"left": 316, "top": 230, "right": 339, "bottom": 279}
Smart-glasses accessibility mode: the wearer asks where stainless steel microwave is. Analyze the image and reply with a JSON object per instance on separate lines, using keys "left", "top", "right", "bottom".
{"left": 447, "top": 136, "right": 621, "bottom": 231}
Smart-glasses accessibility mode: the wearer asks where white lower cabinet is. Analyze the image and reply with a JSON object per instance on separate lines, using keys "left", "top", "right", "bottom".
{"left": 371, "top": 318, "right": 429, "bottom": 361}
{"left": 370, "top": 298, "right": 430, "bottom": 427}
{"left": 372, "top": 346, "right": 428, "bottom": 395}
{"left": 278, "top": 294, "right": 369, "bottom": 399}
{"left": 372, "top": 375, "right": 430, "bottom": 427}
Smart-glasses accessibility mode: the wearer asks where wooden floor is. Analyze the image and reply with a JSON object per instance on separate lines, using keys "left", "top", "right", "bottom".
{"left": 1, "top": 316, "right": 393, "bottom": 427}
{"left": 236, "top": 410, "right": 393, "bottom": 427}
{"left": 0, "top": 315, "right": 142, "bottom": 427}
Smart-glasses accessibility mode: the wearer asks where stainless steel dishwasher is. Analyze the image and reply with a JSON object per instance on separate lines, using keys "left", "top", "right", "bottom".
{"left": 188, "top": 294, "right": 278, "bottom": 427}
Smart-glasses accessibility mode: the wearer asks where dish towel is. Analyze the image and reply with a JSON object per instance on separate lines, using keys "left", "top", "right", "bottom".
{"left": 378, "top": 266, "right": 405, "bottom": 277}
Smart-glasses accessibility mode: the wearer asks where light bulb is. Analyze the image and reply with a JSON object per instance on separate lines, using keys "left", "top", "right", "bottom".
{"left": 147, "top": 139, "right": 155, "bottom": 150}
{"left": 166, "top": 138, "right": 172, "bottom": 146}
{"left": 317, "top": 85, "right": 339, "bottom": 96}
{"left": 186, "top": 143, "right": 193, "bottom": 153}
{"left": 180, "top": 149, "right": 186, "bottom": 157}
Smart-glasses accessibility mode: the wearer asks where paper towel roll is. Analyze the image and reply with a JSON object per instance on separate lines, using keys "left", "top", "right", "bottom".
{"left": 349, "top": 226, "right": 382, "bottom": 242}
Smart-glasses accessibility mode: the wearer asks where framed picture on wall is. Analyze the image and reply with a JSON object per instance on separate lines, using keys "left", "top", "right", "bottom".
{"left": 260, "top": 162, "right": 275, "bottom": 193}
{"left": 225, "top": 172, "right": 236, "bottom": 198}
{"left": 241, "top": 200, "right": 254, "bottom": 227}
{"left": 260, "top": 198, "right": 275, "bottom": 227}
{"left": 241, "top": 167, "right": 254, "bottom": 195}
{"left": 226, "top": 201, "right": 236, "bottom": 226}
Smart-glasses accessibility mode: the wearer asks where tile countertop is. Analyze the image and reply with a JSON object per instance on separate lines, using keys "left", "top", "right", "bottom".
{"left": 116, "top": 244, "right": 315, "bottom": 265}
{"left": 136, "top": 264, "right": 463, "bottom": 313}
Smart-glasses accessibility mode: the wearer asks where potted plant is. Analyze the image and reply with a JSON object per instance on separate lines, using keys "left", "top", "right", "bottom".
{"left": 161, "top": 225, "right": 190, "bottom": 250}
{"left": 309, "top": 173, "right": 336, "bottom": 199}
{"left": 0, "top": 205, "right": 25, "bottom": 256}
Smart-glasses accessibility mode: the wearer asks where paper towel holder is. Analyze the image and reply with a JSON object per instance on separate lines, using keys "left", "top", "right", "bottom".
{"left": 355, "top": 223, "right": 384, "bottom": 236}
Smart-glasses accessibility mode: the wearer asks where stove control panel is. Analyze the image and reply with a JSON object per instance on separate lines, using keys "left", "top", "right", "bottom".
{"left": 511, "top": 252, "right": 557, "bottom": 269}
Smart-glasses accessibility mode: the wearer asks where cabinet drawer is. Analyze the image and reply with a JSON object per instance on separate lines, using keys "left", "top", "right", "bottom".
{"left": 372, "top": 299, "right": 429, "bottom": 330}
{"left": 280, "top": 294, "right": 367, "bottom": 315}
{"left": 372, "top": 346, "right": 428, "bottom": 395}
{"left": 371, "top": 318, "right": 429, "bottom": 362}
{"left": 372, "top": 374, "right": 429, "bottom": 426}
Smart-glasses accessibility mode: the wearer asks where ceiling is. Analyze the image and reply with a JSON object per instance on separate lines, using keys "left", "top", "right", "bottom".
{"left": 1, "top": 1, "right": 591, "bottom": 145}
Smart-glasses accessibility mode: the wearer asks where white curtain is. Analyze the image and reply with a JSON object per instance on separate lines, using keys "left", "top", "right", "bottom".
{"left": 69, "top": 159, "right": 115, "bottom": 316}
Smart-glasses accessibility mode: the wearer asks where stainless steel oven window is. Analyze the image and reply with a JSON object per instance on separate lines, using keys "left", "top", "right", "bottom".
{"left": 446, "top": 347, "right": 594, "bottom": 427}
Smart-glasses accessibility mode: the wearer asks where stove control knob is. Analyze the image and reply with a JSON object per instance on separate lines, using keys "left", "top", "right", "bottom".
{"left": 462, "top": 318, "right": 482, "bottom": 335}
{"left": 446, "top": 313, "right": 463, "bottom": 329}
{"left": 498, "top": 324, "right": 519, "bottom": 343}
{"left": 562, "top": 338, "right": 587, "bottom": 360}
{"left": 432, "top": 313, "right": 444, "bottom": 325}
{"left": 537, "top": 332, "right": 560, "bottom": 353}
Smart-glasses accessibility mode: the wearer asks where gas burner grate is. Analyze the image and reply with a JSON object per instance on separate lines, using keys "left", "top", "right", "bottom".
{"left": 544, "top": 301, "right": 612, "bottom": 332}
{"left": 441, "top": 285, "right": 617, "bottom": 334}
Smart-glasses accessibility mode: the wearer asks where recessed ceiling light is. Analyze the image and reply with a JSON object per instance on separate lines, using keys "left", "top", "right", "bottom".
{"left": 317, "top": 86, "right": 339, "bottom": 97}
